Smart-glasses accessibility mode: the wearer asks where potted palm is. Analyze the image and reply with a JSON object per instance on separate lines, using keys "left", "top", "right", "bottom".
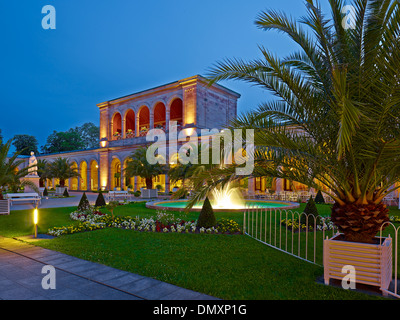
{"left": 44, "top": 157, "right": 80, "bottom": 194}
{"left": 124, "top": 147, "right": 165, "bottom": 199}
{"left": 188, "top": 0, "right": 400, "bottom": 293}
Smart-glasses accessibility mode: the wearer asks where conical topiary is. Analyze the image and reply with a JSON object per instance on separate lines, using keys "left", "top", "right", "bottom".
{"left": 77, "top": 192, "right": 91, "bottom": 211}
{"left": 197, "top": 197, "right": 216, "bottom": 229}
{"left": 43, "top": 187, "right": 48, "bottom": 197}
{"left": 300, "top": 196, "right": 320, "bottom": 227}
{"left": 63, "top": 188, "right": 69, "bottom": 197}
{"left": 95, "top": 191, "right": 106, "bottom": 207}
{"left": 314, "top": 190, "right": 325, "bottom": 204}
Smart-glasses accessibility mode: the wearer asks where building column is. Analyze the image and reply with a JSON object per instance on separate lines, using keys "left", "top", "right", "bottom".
{"left": 248, "top": 178, "right": 255, "bottom": 196}
{"left": 77, "top": 167, "right": 82, "bottom": 191}
{"left": 122, "top": 118, "right": 126, "bottom": 139}
{"left": 87, "top": 166, "right": 92, "bottom": 191}
{"left": 99, "top": 150, "right": 109, "bottom": 191}
{"left": 120, "top": 165, "right": 125, "bottom": 191}
{"left": 165, "top": 174, "right": 170, "bottom": 193}
{"left": 136, "top": 114, "right": 140, "bottom": 137}
{"left": 150, "top": 112, "right": 154, "bottom": 130}
{"left": 166, "top": 109, "right": 170, "bottom": 132}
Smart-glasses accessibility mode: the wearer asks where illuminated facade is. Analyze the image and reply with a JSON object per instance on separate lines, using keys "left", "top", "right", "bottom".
{"left": 36, "top": 75, "right": 241, "bottom": 192}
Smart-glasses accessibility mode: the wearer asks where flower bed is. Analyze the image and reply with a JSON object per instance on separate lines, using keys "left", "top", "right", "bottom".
{"left": 48, "top": 208, "right": 242, "bottom": 237}
{"left": 280, "top": 216, "right": 335, "bottom": 232}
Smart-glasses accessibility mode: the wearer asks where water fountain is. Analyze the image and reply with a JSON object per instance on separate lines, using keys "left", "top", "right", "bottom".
{"left": 146, "top": 182, "right": 300, "bottom": 212}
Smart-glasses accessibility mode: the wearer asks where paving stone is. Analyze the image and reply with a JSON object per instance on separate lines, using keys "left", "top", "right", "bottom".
{"left": 0, "top": 236, "right": 216, "bottom": 300}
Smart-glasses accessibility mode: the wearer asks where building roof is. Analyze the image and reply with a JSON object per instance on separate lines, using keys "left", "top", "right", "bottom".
{"left": 97, "top": 74, "right": 241, "bottom": 108}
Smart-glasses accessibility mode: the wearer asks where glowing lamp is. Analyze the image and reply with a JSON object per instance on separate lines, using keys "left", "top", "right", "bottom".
{"left": 33, "top": 208, "right": 38, "bottom": 238}
{"left": 100, "top": 138, "right": 108, "bottom": 148}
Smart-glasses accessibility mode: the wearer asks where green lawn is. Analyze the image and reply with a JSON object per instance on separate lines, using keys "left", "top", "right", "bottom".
{"left": 0, "top": 202, "right": 395, "bottom": 300}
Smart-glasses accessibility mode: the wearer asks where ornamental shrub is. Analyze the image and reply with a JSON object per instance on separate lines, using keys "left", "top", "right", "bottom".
{"left": 301, "top": 196, "right": 320, "bottom": 226}
{"left": 43, "top": 187, "right": 48, "bottom": 196}
{"left": 63, "top": 188, "right": 69, "bottom": 197}
{"left": 77, "top": 192, "right": 91, "bottom": 212}
{"left": 314, "top": 190, "right": 325, "bottom": 204}
{"left": 95, "top": 191, "right": 106, "bottom": 207}
{"left": 197, "top": 197, "right": 216, "bottom": 229}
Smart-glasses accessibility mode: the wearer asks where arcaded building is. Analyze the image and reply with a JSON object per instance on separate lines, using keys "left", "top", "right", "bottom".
{"left": 37, "top": 75, "right": 241, "bottom": 192}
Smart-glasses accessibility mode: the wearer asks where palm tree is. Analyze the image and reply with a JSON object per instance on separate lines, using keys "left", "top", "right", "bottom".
{"left": 168, "top": 141, "right": 224, "bottom": 199}
{"left": 0, "top": 140, "right": 37, "bottom": 198}
{"left": 45, "top": 157, "right": 80, "bottom": 188}
{"left": 124, "top": 147, "right": 165, "bottom": 189}
{"left": 37, "top": 159, "right": 49, "bottom": 187}
{"left": 192, "top": 0, "right": 400, "bottom": 243}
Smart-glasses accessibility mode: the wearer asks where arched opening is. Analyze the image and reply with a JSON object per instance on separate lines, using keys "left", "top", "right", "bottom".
{"left": 111, "top": 158, "right": 121, "bottom": 190}
{"left": 138, "top": 106, "right": 150, "bottom": 136}
{"left": 79, "top": 161, "right": 88, "bottom": 190}
{"left": 123, "top": 159, "right": 134, "bottom": 190}
{"left": 153, "top": 102, "right": 166, "bottom": 130}
{"left": 125, "top": 109, "right": 135, "bottom": 138}
{"left": 90, "top": 160, "right": 99, "bottom": 191}
{"left": 170, "top": 98, "right": 183, "bottom": 130}
{"left": 153, "top": 175, "right": 166, "bottom": 192}
{"left": 70, "top": 162, "right": 78, "bottom": 190}
{"left": 112, "top": 112, "right": 122, "bottom": 140}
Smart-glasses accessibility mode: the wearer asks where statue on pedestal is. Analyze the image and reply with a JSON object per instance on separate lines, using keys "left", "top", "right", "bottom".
{"left": 28, "top": 151, "right": 38, "bottom": 176}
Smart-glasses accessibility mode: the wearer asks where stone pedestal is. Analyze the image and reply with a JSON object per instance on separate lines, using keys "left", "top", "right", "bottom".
{"left": 23, "top": 174, "right": 40, "bottom": 193}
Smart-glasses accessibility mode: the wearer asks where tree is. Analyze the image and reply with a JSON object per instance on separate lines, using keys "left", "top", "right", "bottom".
{"left": 41, "top": 130, "right": 85, "bottom": 154}
{"left": 0, "top": 140, "right": 37, "bottom": 199}
{"left": 77, "top": 192, "right": 90, "bottom": 211}
{"left": 301, "top": 196, "right": 320, "bottom": 227}
{"left": 314, "top": 190, "right": 325, "bottom": 204}
{"left": 63, "top": 188, "right": 69, "bottom": 197}
{"left": 124, "top": 147, "right": 165, "bottom": 189}
{"left": 37, "top": 159, "right": 49, "bottom": 187}
{"left": 76, "top": 122, "right": 100, "bottom": 149}
{"left": 12, "top": 135, "right": 38, "bottom": 156}
{"left": 41, "top": 123, "right": 100, "bottom": 154}
{"left": 44, "top": 157, "right": 80, "bottom": 187}
{"left": 197, "top": 197, "right": 216, "bottom": 229}
{"left": 95, "top": 191, "right": 106, "bottom": 207}
{"left": 191, "top": 0, "right": 400, "bottom": 243}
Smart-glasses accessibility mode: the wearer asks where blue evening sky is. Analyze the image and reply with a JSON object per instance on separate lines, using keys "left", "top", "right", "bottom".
{"left": 0, "top": 0, "right": 332, "bottom": 150}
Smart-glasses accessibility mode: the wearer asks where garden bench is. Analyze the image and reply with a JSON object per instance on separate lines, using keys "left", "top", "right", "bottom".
{"left": 5, "top": 193, "right": 41, "bottom": 207}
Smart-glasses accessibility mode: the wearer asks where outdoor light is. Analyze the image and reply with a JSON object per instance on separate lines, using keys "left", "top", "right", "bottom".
{"left": 100, "top": 137, "right": 108, "bottom": 148}
{"left": 33, "top": 208, "right": 38, "bottom": 238}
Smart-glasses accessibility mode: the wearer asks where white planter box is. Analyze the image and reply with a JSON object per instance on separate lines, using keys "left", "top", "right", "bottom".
{"left": 141, "top": 189, "right": 158, "bottom": 199}
{"left": 55, "top": 187, "right": 68, "bottom": 195}
{"left": 0, "top": 199, "right": 10, "bottom": 215}
{"left": 324, "top": 234, "right": 392, "bottom": 294}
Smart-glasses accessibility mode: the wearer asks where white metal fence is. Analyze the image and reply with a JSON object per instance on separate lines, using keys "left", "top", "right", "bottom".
{"left": 379, "top": 223, "right": 400, "bottom": 298}
{"left": 243, "top": 207, "right": 400, "bottom": 299}
{"left": 243, "top": 208, "right": 337, "bottom": 266}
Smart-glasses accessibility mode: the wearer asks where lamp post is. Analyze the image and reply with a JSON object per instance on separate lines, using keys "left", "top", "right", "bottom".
{"left": 33, "top": 208, "right": 38, "bottom": 238}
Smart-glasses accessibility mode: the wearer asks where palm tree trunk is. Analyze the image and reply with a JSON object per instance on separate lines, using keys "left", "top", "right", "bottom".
{"left": 146, "top": 177, "right": 152, "bottom": 189}
{"left": 331, "top": 201, "right": 389, "bottom": 243}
